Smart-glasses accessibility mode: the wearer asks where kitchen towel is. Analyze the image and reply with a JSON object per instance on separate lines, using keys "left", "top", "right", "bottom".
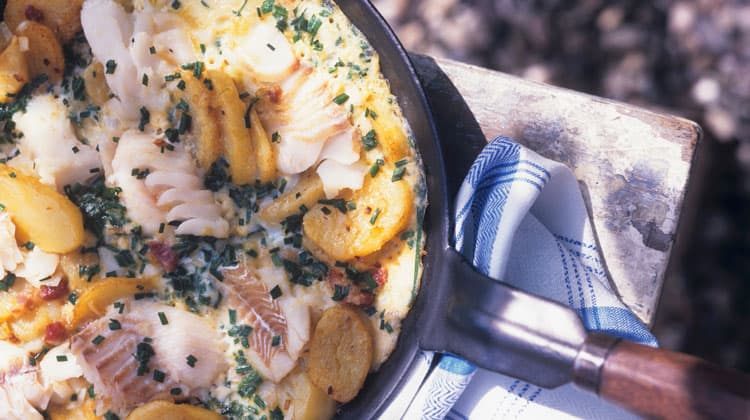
{"left": 398, "top": 136, "right": 657, "bottom": 419}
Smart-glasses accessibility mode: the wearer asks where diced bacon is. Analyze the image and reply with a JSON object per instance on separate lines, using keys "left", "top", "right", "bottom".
{"left": 148, "top": 241, "right": 178, "bottom": 272}
{"left": 43, "top": 322, "right": 67, "bottom": 345}
{"left": 39, "top": 279, "right": 68, "bottom": 301}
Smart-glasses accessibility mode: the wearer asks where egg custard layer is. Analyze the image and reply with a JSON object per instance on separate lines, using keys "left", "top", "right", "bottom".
{"left": 0, "top": 0, "right": 425, "bottom": 418}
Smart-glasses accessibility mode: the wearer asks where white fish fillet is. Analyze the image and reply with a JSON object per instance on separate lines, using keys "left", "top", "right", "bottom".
{"left": 12, "top": 94, "right": 102, "bottom": 191}
{"left": 221, "top": 263, "right": 310, "bottom": 383}
{"left": 0, "top": 342, "right": 49, "bottom": 420}
{"left": 110, "top": 130, "right": 229, "bottom": 237}
{"left": 0, "top": 212, "right": 23, "bottom": 279}
{"left": 70, "top": 301, "right": 227, "bottom": 411}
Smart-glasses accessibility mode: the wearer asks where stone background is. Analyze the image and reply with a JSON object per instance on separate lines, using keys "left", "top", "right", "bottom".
{"left": 371, "top": 0, "right": 750, "bottom": 372}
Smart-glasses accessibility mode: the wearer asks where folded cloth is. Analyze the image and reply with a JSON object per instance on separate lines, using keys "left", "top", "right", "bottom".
{"left": 400, "top": 137, "right": 657, "bottom": 419}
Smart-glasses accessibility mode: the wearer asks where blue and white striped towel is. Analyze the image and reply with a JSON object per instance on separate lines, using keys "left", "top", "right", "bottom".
{"left": 393, "top": 137, "right": 657, "bottom": 419}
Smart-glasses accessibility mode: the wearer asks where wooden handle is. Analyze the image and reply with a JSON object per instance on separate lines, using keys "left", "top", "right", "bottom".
{"left": 599, "top": 340, "right": 750, "bottom": 420}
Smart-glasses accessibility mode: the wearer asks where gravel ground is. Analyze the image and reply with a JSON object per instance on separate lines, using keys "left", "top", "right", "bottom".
{"left": 372, "top": 0, "right": 750, "bottom": 372}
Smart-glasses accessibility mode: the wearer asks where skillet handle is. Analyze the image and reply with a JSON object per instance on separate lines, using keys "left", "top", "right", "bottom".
{"left": 574, "top": 334, "right": 750, "bottom": 420}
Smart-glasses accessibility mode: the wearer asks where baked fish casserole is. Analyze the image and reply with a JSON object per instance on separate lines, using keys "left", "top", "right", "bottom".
{"left": 0, "top": 0, "right": 426, "bottom": 418}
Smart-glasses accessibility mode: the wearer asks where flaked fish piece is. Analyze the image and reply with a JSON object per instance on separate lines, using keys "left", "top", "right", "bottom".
{"left": 0, "top": 212, "right": 23, "bottom": 279}
{"left": 12, "top": 94, "right": 101, "bottom": 191}
{"left": 0, "top": 342, "right": 49, "bottom": 420}
{"left": 70, "top": 301, "right": 227, "bottom": 412}
{"left": 221, "top": 263, "right": 310, "bottom": 383}
{"left": 110, "top": 130, "right": 229, "bottom": 237}
{"left": 256, "top": 66, "right": 355, "bottom": 175}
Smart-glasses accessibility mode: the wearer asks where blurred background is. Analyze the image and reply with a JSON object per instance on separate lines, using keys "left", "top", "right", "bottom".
{"left": 371, "top": 0, "right": 750, "bottom": 372}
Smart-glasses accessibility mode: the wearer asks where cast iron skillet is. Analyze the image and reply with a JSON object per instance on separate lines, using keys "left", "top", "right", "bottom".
{"left": 334, "top": 1, "right": 750, "bottom": 419}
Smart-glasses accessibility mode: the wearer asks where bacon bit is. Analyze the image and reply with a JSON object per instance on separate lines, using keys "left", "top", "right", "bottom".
{"left": 24, "top": 5, "right": 44, "bottom": 22}
{"left": 40, "top": 279, "right": 69, "bottom": 301}
{"left": 372, "top": 267, "right": 388, "bottom": 288}
{"left": 148, "top": 241, "right": 178, "bottom": 272}
{"left": 153, "top": 137, "right": 168, "bottom": 148}
{"left": 266, "top": 86, "right": 282, "bottom": 104}
{"left": 44, "top": 322, "right": 67, "bottom": 344}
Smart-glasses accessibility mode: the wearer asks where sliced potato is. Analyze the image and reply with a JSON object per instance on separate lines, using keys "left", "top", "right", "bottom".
{"left": 0, "top": 36, "right": 29, "bottom": 104}
{"left": 126, "top": 400, "right": 223, "bottom": 420}
{"left": 4, "top": 0, "right": 84, "bottom": 44}
{"left": 177, "top": 70, "right": 221, "bottom": 169}
{"left": 15, "top": 20, "right": 64, "bottom": 84}
{"left": 368, "top": 100, "right": 410, "bottom": 161}
{"left": 248, "top": 107, "right": 276, "bottom": 183}
{"left": 209, "top": 70, "right": 256, "bottom": 184}
{"left": 259, "top": 170, "right": 324, "bottom": 223}
{"left": 0, "top": 164, "right": 84, "bottom": 253}
{"left": 307, "top": 305, "right": 374, "bottom": 403}
{"left": 291, "top": 372, "right": 337, "bottom": 420}
{"left": 70, "top": 277, "right": 157, "bottom": 329}
{"left": 47, "top": 397, "right": 98, "bottom": 420}
{"left": 82, "top": 61, "right": 110, "bottom": 104}
{"left": 303, "top": 169, "right": 413, "bottom": 261}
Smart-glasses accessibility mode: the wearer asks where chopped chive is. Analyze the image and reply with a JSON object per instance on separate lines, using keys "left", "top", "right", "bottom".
{"left": 153, "top": 369, "right": 166, "bottom": 382}
{"left": 158, "top": 312, "right": 168, "bottom": 325}
{"left": 165, "top": 72, "right": 181, "bottom": 81}
{"left": 171, "top": 0, "right": 181, "bottom": 9}
{"left": 105, "top": 59, "right": 117, "bottom": 74}
{"left": 87, "top": 385, "right": 95, "bottom": 398}
{"left": 361, "top": 129, "right": 378, "bottom": 150}
{"left": 149, "top": 46, "right": 156, "bottom": 54}
{"left": 332, "top": 92, "right": 349, "bottom": 105}
{"left": 138, "top": 106, "right": 150, "bottom": 131}
{"left": 332, "top": 284, "right": 349, "bottom": 301}
{"left": 229, "top": 308, "right": 237, "bottom": 325}
{"left": 56, "top": 355, "right": 68, "bottom": 362}
{"left": 395, "top": 158, "right": 409, "bottom": 167}
{"left": 234, "top": 0, "right": 249, "bottom": 16}
{"left": 186, "top": 354, "right": 197, "bottom": 367}
{"left": 103, "top": 410, "right": 119, "bottom": 420}
{"left": 369, "top": 208, "right": 381, "bottom": 225}
{"left": 170, "top": 387, "right": 182, "bottom": 395}
{"left": 142, "top": 74, "right": 149, "bottom": 86}
{"left": 108, "top": 319, "right": 121, "bottom": 330}
{"left": 67, "top": 292, "right": 78, "bottom": 304}
{"left": 254, "top": 394, "right": 266, "bottom": 409}
{"left": 391, "top": 166, "right": 406, "bottom": 182}
{"left": 23, "top": 241, "right": 34, "bottom": 250}
{"left": 270, "top": 285, "right": 282, "bottom": 299}
{"left": 267, "top": 43, "right": 276, "bottom": 51}
{"left": 158, "top": 223, "right": 165, "bottom": 233}
{"left": 200, "top": 43, "right": 206, "bottom": 54}
{"left": 72, "top": 146, "right": 80, "bottom": 154}
{"left": 271, "top": 335, "right": 281, "bottom": 347}
{"left": 177, "top": 80, "right": 186, "bottom": 90}
{"left": 92, "top": 335, "right": 105, "bottom": 345}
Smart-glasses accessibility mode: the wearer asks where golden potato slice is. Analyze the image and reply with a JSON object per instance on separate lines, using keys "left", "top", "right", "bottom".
{"left": 291, "top": 372, "right": 337, "bottom": 420}
{"left": 0, "top": 164, "right": 84, "bottom": 253}
{"left": 82, "top": 61, "right": 110, "bottom": 104}
{"left": 126, "top": 400, "right": 223, "bottom": 420}
{"left": 302, "top": 169, "right": 413, "bottom": 261}
{"left": 0, "top": 36, "right": 29, "bottom": 104}
{"left": 259, "top": 170, "right": 324, "bottom": 223}
{"left": 176, "top": 70, "right": 221, "bottom": 169}
{"left": 47, "top": 397, "right": 98, "bottom": 420}
{"left": 307, "top": 305, "right": 374, "bottom": 403}
{"left": 4, "top": 0, "right": 84, "bottom": 44}
{"left": 15, "top": 20, "right": 64, "bottom": 84}
{"left": 369, "top": 100, "right": 410, "bottom": 161}
{"left": 70, "top": 277, "right": 157, "bottom": 329}
{"left": 209, "top": 70, "right": 256, "bottom": 184}
{"left": 248, "top": 107, "right": 276, "bottom": 183}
